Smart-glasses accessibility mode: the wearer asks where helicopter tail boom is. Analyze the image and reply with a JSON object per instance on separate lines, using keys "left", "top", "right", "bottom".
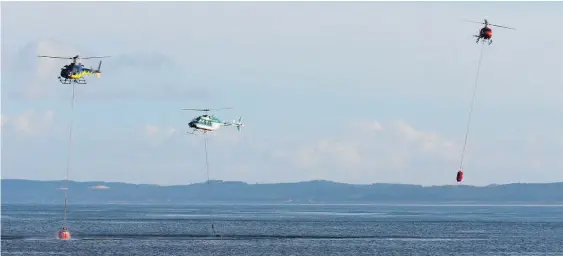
{"left": 224, "top": 116, "right": 244, "bottom": 132}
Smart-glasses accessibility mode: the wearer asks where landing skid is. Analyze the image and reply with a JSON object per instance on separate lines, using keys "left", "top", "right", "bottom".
{"left": 474, "top": 36, "right": 492, "bottom": 45}
{"left": 186, "top": 129, "right": 216, "bottom": 136}
{"left": 480, "top": 39, "right": 492, "bottom": 45}
{"left": 58, "top": 76, "right": 86, "bottom": 84}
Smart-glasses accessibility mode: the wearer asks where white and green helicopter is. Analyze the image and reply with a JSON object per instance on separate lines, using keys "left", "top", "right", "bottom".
{"left": 182, "top": 108, "right": 244, "bottom": 135}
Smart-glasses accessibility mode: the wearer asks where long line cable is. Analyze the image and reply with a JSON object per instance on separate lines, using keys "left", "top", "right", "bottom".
{"left": 459, "top": 43, "right": 486, "bottom": 171}
{"left": 63, "top": 83, "right": 76, "bottom": 227}
{"left": 203, "top": 136, "right": 218, "bottom": 236}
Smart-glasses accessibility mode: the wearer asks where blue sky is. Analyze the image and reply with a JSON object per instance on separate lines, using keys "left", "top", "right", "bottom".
{"left": 2, "top": 1, "right": 562, "bottom": 186}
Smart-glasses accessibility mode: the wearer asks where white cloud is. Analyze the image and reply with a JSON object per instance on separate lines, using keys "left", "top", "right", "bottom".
{"left": 276, "top": 120, "right": 460, "bottom": 184}
{"left": 3, "top": 39, "right": 207, "bottom": 101}
{"left": 3, "top": 39, "right": 80, "bottom": 99}
{"left": 31, "top": 41, "right": 80, "bottom": 97}
{"left": 144, "top": 125, "right": 160, "bottom": 137}
{"left": 392, "top": 120, "right": 459, "bottom": 158}
{"left": 0, "top": 115, "right": 7, "bottom": 127}
{"left": 263, "top": 119, "right": 563, "bottom": 185}
{"left": 368, "top": 121, "right": 384, "bottom": 132}
{"left": 143, "top": 124, "right": 177, "bottom": 142}
{"left": 1, "top": 110, "right": 55, "bottom": 136}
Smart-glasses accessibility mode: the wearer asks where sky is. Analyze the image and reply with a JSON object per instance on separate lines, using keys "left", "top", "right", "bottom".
{"left": 1, "top": 1, "right": 562, "bottom": 186}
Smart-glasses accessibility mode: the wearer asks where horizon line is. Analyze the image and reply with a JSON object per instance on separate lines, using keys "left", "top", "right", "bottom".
{"left": 2, "top": 178, "right": 562, "bottom": 188}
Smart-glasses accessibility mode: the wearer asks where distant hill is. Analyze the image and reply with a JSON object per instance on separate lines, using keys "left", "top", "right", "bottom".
{"left": 2, "top": 179, "right": 563, "bottom": 204}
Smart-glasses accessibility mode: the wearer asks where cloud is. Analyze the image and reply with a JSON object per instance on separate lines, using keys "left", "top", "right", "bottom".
{"left": 255, "top": 119, "right": 562, "bottom": 185}
{"left": 1, "top": 110, "right": 55, "bottom": 136}
{"left": 368, "top": 121, "right": 384, "bottom": 132}
{"left": 282, "top": 120, "right": 460, "bottom": 183}
{"left": 129, "top": 118, "right": 561, "bottom": 185}
{"left": 144, "top": 125, "right": 160, "bottom": 137}
{"left": 0, "top": 115, "right": 7, "bottom": 127}
{"left": 2, "top": 39, "right": 80, "bottom": 99}
{"left": 143, "top": 124, "right": 177, "bottom": 142}
{"left": 2, "top": 2, "right": 560, "bottom": 186}
{"left": 2, "top": 39, "right": 209, "bottom": 101}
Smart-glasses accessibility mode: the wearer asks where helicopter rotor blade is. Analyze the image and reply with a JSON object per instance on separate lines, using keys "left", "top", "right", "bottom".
{"left": 181, "top": 107, "right": 232, "bottom": 112}
{"left": 38, "top": 55, "right": 111, "bottom": 60}
{"left": 462, "top": 19, "right": 515, "bottom": 30}
{"left": 81, "top": 56, "right": 111, "bottom": 59}
{"left": 37, "top": 55, "right": 74, "bottom": 59}
{"left": 462, "top": 19, "right": 486, "bottom": 25}
{"left": 488, "top": 24, "right": 516, "bottom": 30}
{"left": 182, "top": 108, "right": 210, "bottom": 112}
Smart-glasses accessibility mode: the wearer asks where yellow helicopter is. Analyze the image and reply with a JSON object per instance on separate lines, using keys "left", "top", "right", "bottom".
{"left": 37, "top": 54, "right": 110, "bottom": 84}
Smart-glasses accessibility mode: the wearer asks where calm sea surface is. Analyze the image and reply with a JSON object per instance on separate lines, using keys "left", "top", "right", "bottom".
{"left": 2, "top": 203, "right": 562, "bottom": 255}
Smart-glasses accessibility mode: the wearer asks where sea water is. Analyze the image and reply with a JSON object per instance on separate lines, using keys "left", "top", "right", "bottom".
{"left": 2, "top": 203, "right": 562, "bottom": 255}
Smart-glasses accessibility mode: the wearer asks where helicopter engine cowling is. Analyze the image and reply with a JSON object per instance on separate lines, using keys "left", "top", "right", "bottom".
{"left": 60, "top": 68, "right": 71, "bottom": 78}
{"left": 480, "top": 27, "right": 492, "bottom": 39}
{"left": 485, "top": 30, "right": 492, "bottom": 38}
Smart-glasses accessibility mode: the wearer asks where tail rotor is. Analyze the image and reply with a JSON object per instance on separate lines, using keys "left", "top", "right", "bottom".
{"left": 95, "top": 60, "right": 102, "bottom": 79}
{"left": 234, "top": 116, "right": 243, "bottom": 132}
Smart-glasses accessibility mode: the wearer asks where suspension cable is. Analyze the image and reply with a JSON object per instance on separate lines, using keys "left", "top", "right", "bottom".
{"left": 459, "top": 43, "right": 486, "bottom": 171}
{"left": 204, "top": 136, "right": 217, "bottom": 236}
{"left": 63, "top": 83, "right": 76, "bottom": 227}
